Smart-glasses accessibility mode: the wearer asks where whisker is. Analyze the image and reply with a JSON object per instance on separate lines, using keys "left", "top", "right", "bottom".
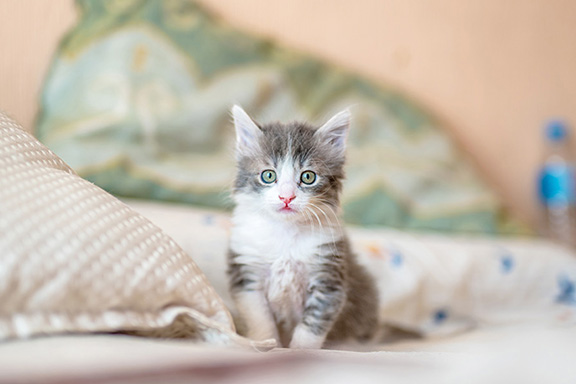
{"left": 307, "top": 201, "right": 342, "bottom": 257}
{"left": 309, "top": 201, "right": 341, "bottom": 228}
{"left": 305, "top": 206, "right": 323, "bottom": 231}
{"left": 308, "top": 202, "right": 333, "bottom": 227}
{"left": 303, "top": 206, "right": 316, "bottom": 234}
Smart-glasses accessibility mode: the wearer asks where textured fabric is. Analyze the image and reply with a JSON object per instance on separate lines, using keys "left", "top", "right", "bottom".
{"left": 126, "top": 199, "right": 576, "bottom": 337}
{"left": 0, "top": 110, "right": 266, "bottom": 346}
{"left": 4, "top": 328, "right": 576, "bottom": 383}
{"left": 35, "top": 0, "right": 527, "bottom": 234}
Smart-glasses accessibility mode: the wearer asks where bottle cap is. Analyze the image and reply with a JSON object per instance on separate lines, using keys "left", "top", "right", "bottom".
{"left": 546, "top": 120, "right": 568, "bottom": 142}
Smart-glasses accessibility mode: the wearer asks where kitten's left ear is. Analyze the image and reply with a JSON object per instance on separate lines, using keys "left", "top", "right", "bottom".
{"left": 232, "top": 105, "right": 262, "bottom": 155}
{"left": 315, "top": 109, "right": 351, "bottom": 155}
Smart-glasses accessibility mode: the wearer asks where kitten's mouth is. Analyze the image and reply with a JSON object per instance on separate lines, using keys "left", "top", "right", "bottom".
{"left": 279, "top": 205, "right": 296, "bottom": 213}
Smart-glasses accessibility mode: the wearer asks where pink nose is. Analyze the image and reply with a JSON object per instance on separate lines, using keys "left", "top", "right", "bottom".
{"left": 279, "top": 195, "right": 296, "bottom": 205}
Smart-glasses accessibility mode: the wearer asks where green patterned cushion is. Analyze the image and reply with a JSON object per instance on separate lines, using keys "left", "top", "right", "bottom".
{"left": 36, "top": 0, "right": 525, "bottom": 234}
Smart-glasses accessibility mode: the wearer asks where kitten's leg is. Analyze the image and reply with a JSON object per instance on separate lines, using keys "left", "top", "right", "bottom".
{"left": 228, "top": 256, "right": 278, "bottom": 342}
{"left": 233, "top": 290, "right": 279, "bottom": 342}
{"left": 289, "top": 270, "right": 346, "bottom": 349}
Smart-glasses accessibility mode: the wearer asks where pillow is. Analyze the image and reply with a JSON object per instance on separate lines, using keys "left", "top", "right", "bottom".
{"left": 0, "top": 110, "right": 269, "bottom": 348}
{"left": 125, "top": 198, "right": 576, "bottom": 337}
{"left": 35, "top": 0, "right": 526, "bottom": 235}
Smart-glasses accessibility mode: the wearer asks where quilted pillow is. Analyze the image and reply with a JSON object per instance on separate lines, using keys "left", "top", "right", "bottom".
{"left": 0, "top": 110, "right": 264, "bottom": 347}
{"left": 35, "top": 0, "right": 526, "bottom": 234}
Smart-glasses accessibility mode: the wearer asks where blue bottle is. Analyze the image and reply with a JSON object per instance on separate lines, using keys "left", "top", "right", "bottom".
{"left": 537, "top": 120, "right": 576, "bottom": 247}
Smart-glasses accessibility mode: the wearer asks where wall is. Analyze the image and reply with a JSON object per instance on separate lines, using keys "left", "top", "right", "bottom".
{"left": 2, "top": 0, "right": 576, "bottom": 226}
{"left": 0, "top": 0, "right": 76, "bottom": 132}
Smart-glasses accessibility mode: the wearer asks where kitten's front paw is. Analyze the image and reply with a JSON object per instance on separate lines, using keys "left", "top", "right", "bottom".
{"left": 246, "top": 326, "right": 279, "bottom": 343}
{"left": 289, "top": 326, "right": 326, "bottom": 349}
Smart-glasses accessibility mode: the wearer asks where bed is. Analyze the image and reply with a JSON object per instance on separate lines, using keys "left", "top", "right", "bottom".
{"left": 2, "top": 112, "right": 576, "bottom": 382}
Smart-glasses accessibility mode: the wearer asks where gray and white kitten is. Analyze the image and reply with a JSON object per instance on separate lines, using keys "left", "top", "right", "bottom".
{"left": 227, "top": 105, "right": 378, "bottom": 349}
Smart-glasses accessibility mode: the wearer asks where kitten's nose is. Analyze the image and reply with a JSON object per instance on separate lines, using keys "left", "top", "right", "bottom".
{"left": 279, "top": 195, "right": 296, "bottom": 205}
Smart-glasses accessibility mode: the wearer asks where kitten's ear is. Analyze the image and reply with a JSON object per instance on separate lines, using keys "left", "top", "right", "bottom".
{"left": 232, "top": 105, "right": 262, "bottom": 155}
{"left": 315, "top": 109, "right": 351, "bottom": 155}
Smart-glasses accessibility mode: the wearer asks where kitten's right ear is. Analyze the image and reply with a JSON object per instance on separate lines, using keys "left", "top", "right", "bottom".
{"left": 315, "top": 109, "right": 351, "bottom": 156}
{"left": 232, "top": 105, "right": 262, "bottom": 155}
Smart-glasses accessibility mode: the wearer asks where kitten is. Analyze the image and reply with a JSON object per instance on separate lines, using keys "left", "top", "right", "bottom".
{"left": 227, "top": 105, "right": 378, "bottom": 349}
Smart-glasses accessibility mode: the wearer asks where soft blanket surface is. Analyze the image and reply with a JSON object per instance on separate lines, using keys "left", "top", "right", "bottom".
{"left": 125, "top": 199, "right": 576, "bottom": 338}
{"left": 1, "top": 324, "right": 575, "bottom": 384}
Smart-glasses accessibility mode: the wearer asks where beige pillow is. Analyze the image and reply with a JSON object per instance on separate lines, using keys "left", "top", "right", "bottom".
{"left": 0, "top": 110, "right": 260, "bottom": 346}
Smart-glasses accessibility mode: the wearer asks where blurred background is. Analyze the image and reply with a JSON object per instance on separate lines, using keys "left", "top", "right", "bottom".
{"left": 1, "top": 0, "right": 575, "bottom": 231}
{"left": 3, "top": 4, "right": 576, "bottom": 380}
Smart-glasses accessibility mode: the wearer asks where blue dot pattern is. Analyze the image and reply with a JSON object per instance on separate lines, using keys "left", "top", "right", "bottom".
{"left": 433, "top": 309, "right": 448, "bottom": 324}
{"left": 203, "top": 215, "right": 215, "bottom": 226}
{"left": 556, "top": 275, "right": 576, "bottom": 305}
{"left": 390, "top": 250, "right": 403, "bottom": 268}
{"left": 500, "top": 254, "right": 514, "bottom": 274}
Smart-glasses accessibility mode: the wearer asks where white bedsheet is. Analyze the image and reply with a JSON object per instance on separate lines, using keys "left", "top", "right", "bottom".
{"left": 1, "top": 324, "right": 575, "bottom": 384}
{"left": 125, "top": 199, "right": 576, "bottom": 338}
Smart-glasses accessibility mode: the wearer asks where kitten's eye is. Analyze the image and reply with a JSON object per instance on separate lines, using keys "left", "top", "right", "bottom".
{"left": 260, "top": 170, "right": 277, "bottom": 184}
{"left": 300, "top": 171, "right": 317, "bottom": 185}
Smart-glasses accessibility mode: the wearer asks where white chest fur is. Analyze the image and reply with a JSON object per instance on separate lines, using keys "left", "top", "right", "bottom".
{"left": 230, "top": 209, "right": 340, "bottom": 326}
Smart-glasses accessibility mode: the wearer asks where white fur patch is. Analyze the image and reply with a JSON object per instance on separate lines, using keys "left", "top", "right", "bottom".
{"left": 289, "top": 324, "right": 326, "bottom": 349}
{"left": 234, "top": 291, "right": 279, "bottom": 341}
{"left": 265, "top": 256, "right": 307, "bottom": 331}
{"left": 230, "top": 199, "right": 341, "bottom": 340}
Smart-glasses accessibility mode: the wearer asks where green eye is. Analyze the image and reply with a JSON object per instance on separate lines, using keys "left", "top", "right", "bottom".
{"left": 300, "top": 171, "right": 317, "bottom": 185}
{"left": 261, "top": 170, "right": 277, "bottom": 184}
